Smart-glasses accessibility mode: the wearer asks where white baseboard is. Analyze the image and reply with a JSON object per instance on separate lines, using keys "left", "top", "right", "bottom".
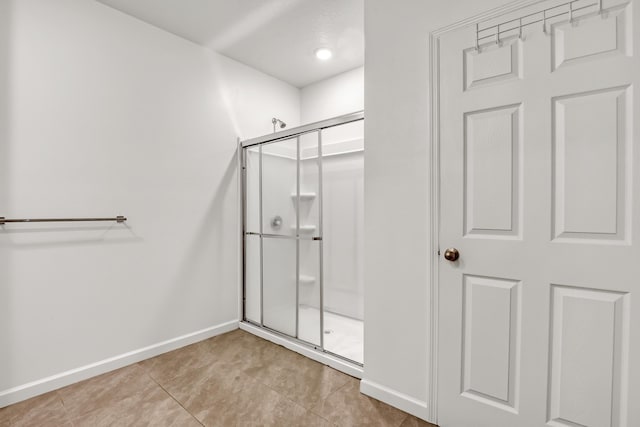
{"left": 0, "top": 320, "right": 239, "bottom": 409}
{"left": 239, "top": 321, "right": 363, "bottom": 379}
{"left": 360, "top": 379, "right": 432, "bottom": 423}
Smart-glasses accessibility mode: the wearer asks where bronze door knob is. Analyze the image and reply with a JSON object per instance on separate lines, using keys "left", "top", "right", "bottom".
{"left": 443, "top": 248, "right": 460, "bottom": 262}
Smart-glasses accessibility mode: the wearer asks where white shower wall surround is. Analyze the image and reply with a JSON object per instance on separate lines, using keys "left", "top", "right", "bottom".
{"left": 320, "top": 149, "right": 364, "bottom": 320}
{"left": 246, "top": 140, "right": 364, "bottom": 321}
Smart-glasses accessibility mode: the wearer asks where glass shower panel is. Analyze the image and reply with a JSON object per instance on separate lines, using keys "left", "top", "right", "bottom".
{"left": 298, "top": 132, "right": 320, "bottom": 238}
{"left": 297, "top": 240, "right": 321, "bottom": 345}
{"left": 262, "top": 138, "right": 297, "bottom": 237}
{"left": 297, "top": 131, "right": 321, "bottom": 346}
{"left": 261, "top": 136, "right": 298, "bottom": 337}
{"left": 319, "top": 121, "right": 364, "bottom": 364}
{"left": 244, "top": 235, "right": 261, "bottom": 323}
{"left": 244, "top": 145, "right": 261, "bottom": 324}
{"left": 262, "top": 237, "right": 296, "bottom": 336}
{"left": 244, "top": 146, "right": 260, "bottom": 233}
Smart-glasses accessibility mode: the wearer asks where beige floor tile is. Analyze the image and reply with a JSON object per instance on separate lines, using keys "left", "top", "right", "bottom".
{"left": 138, "top": 340, "right": 216, "bottom": 384}
{"left": 195, "top": 380, "right": 309, "bottom": 427}
{"left": 143, "top": 330, "right": 283, "bottom": 387}
{"left": 72, "top": 387, "right": 200, "bottom": 427}
{"left": 1, "top": 330, "right": 438, "bottom": 427}
{"left": 163, "top": 360, "right": 257, "bottom": 415}
{"left": 292, "top": 410, "right": 336, "bottom": 427}
{"left": 0, "top": 392, "right": 71, "bottom": 427}
{"left": 243, "top": 342, "right": 322, "bottom": 381}
{"left": 399, "top": 414, "right": 438, "bottom": 427}
{"left": 58, "top": 364, "right": 157, "bottom": 419}
{"left": 250, "top": 356, "right": 351, "bottom": 410}
{"left": 199, "top": 330, "right": 284, "bottom": 367}
{"left": 312, "top": 377, "right": 408, "bottom": 427}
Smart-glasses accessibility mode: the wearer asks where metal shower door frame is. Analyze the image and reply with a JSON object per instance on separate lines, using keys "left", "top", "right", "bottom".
{"left": 239, "top": 110, "right": 364, "bottom": 362}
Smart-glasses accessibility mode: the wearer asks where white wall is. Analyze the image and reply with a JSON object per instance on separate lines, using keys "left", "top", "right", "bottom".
{"left": 301, "top": 66, "right": 364, "bottom": 124}
{"left": 362, "top": 0, "right": 513, "bottom": 421}
{"left": 0, "top": 0, "right": 299, "bottom": 407}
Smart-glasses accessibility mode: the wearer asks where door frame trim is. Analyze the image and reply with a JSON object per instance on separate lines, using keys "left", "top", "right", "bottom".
{"left": 428, "top": 0, "right": 547, "bottom": 422}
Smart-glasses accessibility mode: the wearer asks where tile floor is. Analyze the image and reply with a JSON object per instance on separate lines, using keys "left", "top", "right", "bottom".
{"left": 0, "top": 329, "right": 437, "bottom": 427}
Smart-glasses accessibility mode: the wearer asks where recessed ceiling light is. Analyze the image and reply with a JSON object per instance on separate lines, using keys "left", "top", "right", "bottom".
{"left": 315, "top": 48, "right": 332, "bottom": 60}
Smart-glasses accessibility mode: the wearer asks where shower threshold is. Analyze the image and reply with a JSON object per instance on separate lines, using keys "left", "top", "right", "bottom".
{"left": 239, "top": 321, "right": 364, "bottom": 379}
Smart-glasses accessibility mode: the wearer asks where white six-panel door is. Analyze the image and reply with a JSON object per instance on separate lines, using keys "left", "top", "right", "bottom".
{"left": 437, "top": 1, "right": 639, "bottom": 426}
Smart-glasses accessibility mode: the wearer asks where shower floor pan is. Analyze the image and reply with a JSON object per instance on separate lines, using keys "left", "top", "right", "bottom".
{"left": 298, "top": 306, "right": 364, "bottom": 365}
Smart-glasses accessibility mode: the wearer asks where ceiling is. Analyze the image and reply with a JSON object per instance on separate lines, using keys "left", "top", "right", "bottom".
{"left": 96, "top": 0, "right": 364, "bottom": 88}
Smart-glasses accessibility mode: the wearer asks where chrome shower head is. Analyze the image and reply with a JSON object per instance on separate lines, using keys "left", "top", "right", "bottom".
{"left": 272, "top": 117, "right": 287, "bottom": 132}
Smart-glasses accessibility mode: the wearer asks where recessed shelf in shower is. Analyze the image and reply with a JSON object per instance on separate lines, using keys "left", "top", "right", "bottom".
{"left": 291, "top": 192, "right": 316, "bottom": 201}
{"left": 292, "top": 225, "right": 316, "bottom": 233}
{"left": 299, "top": 275, "right": 316, "bottom": 285}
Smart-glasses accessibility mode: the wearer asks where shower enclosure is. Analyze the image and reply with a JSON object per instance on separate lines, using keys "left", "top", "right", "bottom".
{"left": 241, "top": 111, "right": 364, "bottom": 366}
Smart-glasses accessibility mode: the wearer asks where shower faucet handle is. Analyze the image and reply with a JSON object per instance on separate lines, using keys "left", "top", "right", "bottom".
{"left": 271, "top": 215, "right": 283, "bottom": 229}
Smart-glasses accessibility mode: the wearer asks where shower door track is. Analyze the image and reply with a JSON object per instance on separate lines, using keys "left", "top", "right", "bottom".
{"left": 239, "top": 110, "right": 364, "bottom": 371}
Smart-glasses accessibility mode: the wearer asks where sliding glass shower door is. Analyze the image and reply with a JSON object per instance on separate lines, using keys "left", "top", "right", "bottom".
{"left": 297, "top": 132, "right": 321, "bottom": 346}
{"left": 242, "top": 112, "right": 364, "bottom": 365}
{"left": 261, "top": 137, "right": 297, "bottom": 336}
{"left": 243, "top": 133, "right": 322, "bottom": 344}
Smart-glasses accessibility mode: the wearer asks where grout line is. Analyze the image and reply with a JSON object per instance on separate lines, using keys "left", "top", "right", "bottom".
{"left": 398, "top": 414, "right": 410, "bottom": 427}
{"left": 58, "top": 369, "right": 176, "bottom": 425}
{"left": 306, "top": 379, "right": 354, "bottom": 425}
{"left": 328, "top": 377, "right": 353, "bottom": 395}
{"left": 55, "top": 391, "right": 76, "bottom": 426}
{"left": 307, "top": 406, "right": 338, "bottom": 426}
{"left": 237, "top": 344, "right": 341, "bottom": 425}
{"left": 148, "top": 375, "right": 205, "bottom": 427}
{"left": 136, "top": 362, "right": 170, "bottom": 385}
